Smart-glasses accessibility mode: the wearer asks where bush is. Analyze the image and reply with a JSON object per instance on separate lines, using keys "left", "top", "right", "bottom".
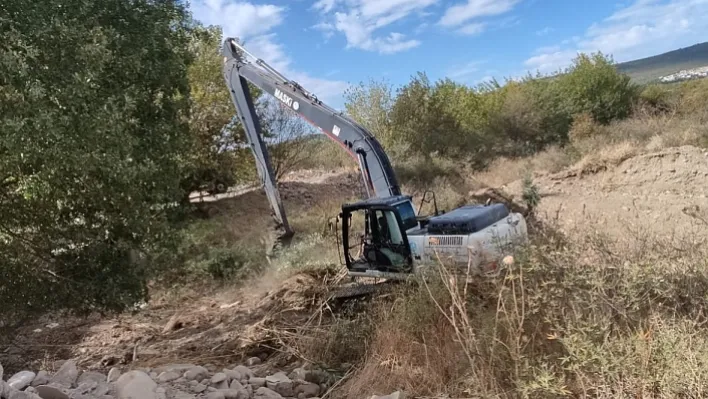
{"left": 560, "top": 52, "right": 639, "bottom": 124}
{"left": 0, "top": 0, "right": 193, "bottom": 315}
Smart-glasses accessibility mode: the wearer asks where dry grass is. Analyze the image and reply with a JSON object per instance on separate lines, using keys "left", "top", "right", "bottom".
{"left": 474, "top": 145, "right": 576, "bottom": 187}
{"left": 287, "top": 213, "right": 708, "bottom": 399}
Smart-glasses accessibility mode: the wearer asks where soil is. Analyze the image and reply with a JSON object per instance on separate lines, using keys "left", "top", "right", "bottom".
{"left": 500, "top": 145, "right": 708, "bottom": 241}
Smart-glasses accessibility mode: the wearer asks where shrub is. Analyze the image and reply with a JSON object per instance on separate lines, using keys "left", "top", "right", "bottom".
{"left": 560, "top": 52, "right": 639, "bottom": 124}
{"left": 568, "top": 112, "right": 606, "bottom": 143}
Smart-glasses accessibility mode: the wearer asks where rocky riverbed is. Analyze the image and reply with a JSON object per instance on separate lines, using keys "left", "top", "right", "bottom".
{"left": 0, "top": 358, "right": 403, "bottom": 399}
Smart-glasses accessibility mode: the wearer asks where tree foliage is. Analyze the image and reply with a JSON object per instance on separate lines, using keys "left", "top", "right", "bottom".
{"left": 560, "top": 52, "right": 638, "bottom": 124}
{"left": 0, "top": 0, "right": 193, "bottom": 315}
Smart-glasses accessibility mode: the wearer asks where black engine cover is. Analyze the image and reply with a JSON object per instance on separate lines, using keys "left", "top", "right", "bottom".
{"left": 426, "top": 203, "right": 510, "bottom": 235}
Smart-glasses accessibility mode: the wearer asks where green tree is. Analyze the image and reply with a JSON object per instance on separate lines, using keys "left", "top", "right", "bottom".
{"left": 343, "top": 78, "right": 397, "bottom": 153}
{"left": 560, "top": 52, "right": 638, "bottom": 124}
{"left": 182, "top": 25, "right": 263, "bottom": 194}
{"left": 0, "top": 0, "right": 194, "bottom": 315}
{"left": 390, "top": 72, "right": 461, "bottom": 158}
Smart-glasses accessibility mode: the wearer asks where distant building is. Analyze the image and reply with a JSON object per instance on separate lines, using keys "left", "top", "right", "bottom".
{"left": 660, "top": 66, "right": 708, "bottom": 83}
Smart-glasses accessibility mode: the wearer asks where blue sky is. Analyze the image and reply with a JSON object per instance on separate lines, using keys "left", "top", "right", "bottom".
{"left": 191, "top": 0, "right": 708, "bottom": 108}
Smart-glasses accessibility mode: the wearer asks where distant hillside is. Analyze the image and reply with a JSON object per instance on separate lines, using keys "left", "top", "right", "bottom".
{"left": 617, "top": 42, "right": 708, "bottom": 83}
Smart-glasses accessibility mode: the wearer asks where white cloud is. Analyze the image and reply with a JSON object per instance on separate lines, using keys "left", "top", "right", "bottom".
{"left": 190, "top": 0, "right": 349, "bottom": 106}
{"left": 458, "top": 22, "right": 486, "bottom": 35}
{"left": 536, "top": 26, "right": 554, "bottom": 36}
{"left": 439, "top": 0, "right": 520, "bottom": 27}
{"left": 313, "top": 0, "right": 438, "bottom": 54}
{"left": 191, "top": 0, "right": 284, "bottom": 39}
{"left": 525, "top": 0, "right": 708, "bottom": 74}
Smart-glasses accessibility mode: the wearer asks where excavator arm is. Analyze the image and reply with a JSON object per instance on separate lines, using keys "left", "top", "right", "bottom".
{"left": 222, "top": 38, "right": 401, "bottom": 200}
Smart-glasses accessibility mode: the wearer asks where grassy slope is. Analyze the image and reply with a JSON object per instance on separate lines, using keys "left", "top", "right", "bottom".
{"left": 617, "top": 42, "right": 708, "bottom": 83}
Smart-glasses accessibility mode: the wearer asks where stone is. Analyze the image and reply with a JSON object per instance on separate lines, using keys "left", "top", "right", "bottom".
{"left": 287, "top": 369, "right": 307, "bottom": 382}
{"left": 32, "top": 372, "right": 51, "bottom": 387}
{"left": 1, "top": 381, "right": 19, "bottom": 399}
{"left": 9, "top": 371, "right": 37, "bottom": 390}
{"left": 107, "top": 369, "right": 121, "bottom": 384}
{"left": 213, "top": 381, "right": 229, "bottom": 390}
{"left": 34, "top": 385, "right": 70, "bottom": 399}
{"left": 156, "top": 371, "right": 180, "bottom": 383}
{"left": 223, "top": 370, "right": 241, "bottom": 383}
{"left": 224, "top": 381, "right": 248, "bottom": 399}
{"left": 293, "top": 383, "right": 319, "bottom": 398}
{"left": 50, "top": 360, "right": 79, "bottom": 388}
{"left": 231, "top": 366, "right": 253, "bottom": 380}
{"left": 265, "top": 373, "right": 292, "bottom": 398}
{"left": 115, "top": 371, "right": 157, "bottom": 399}
{"left": 191, "top": 384, "right": 207, "bottom": 394}
{"left": 249, "top": 378, "right": 266, "bottom": 388}
{"left": 171, "top": 390, "right": 194, "bottom": 399}
{"left": 93, "top": 383, "right": 113, "bottom": 397}
{"left": 211, "top": 373, "right": 227, "bottom": 384}
{"left": 0, "top": 362, "right": 3, "bottom": 380}
{"left": 77, "top": 372, "right": 106, "bottom": 386}
{"left": 9, "top": 391, "right": 43, "bottom": 399}
{"left": 245, "top": 357, "right": 261, "bottom": 367}
{"left": 25, "top": 388, "right": 38, "bottom": 395}
{"left": 254, "top": 387, "right": 283, "bottom": 399}
{"left": 303, "top": 370, "right": 329, "bottom": 385}
{"left": 205, "top": 392, "right": 225, "bottom": 399}
{"left": 152, "top": 365, "right": 195, "bottom": 375}
{"left": 297, "top": 394, "right": 305, "bottom": 399}
{"left": 183, "top": 367, "right": 208, "bottom": 382}
{"left": 246, "top": 385, "right": 253, "bottom": 398}
{"left": 74, "top": 381, "right": 98, "bottom": 395}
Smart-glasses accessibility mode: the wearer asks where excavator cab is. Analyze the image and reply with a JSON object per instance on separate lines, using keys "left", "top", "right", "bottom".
{"left": 340, "top": 195, "right": 418, "bottom": 275}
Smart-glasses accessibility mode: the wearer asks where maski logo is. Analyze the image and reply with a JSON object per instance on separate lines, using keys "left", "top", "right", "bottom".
{"left": 274, "top": 88, "right": 294, "bottom": 108}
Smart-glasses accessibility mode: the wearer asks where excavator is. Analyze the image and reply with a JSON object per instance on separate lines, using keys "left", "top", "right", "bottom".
{"left": 221, "top": 38, "right": 528, "bottom": 281}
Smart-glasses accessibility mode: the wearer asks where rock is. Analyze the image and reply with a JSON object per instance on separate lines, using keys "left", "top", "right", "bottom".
{"left": 205, "top": 392, "right": 225, "bottom": 399}
{"left": 213, "top": 381, "right": 229, "bottom": 390}
{"left": 293, "top": 383, "right": 319, "bottom": 398}
{"left": 115, "top": 371, "right": 157, "bottom": 399}
{"left": 248, "top": 378, "right": 266, "bottom": 388}
{"left": 245, "top": 357, "right": 261, "bottom": 367}
{"left": 93, "top": 383, "right": 113, "bottom": 397}
{"left": 369, "top": 392, "right": 405, "bottom": 399}
{"left": 224, "top": 381, "right": 248, "bottom": 399}
{"left": 231, "top": 366, "right": 253, "bottom": 380}
{"left": 265, "top": 373, "right": 292, "bottom": 398}
{"left": 183, "top": 367, "right": 208, "bottom": 382}
{"left": 254, "top": 387, "right": 283, "bottom": 399}
{"left": 9, "top": 371, "right": 37, "bottom": 390}
{"left": 9, "top": 391, "right": 42, "bottom": 399}
{"left": 191, "top": 384, "right": 207, "bottom": 394}
{"left": 303, "top": 370, "right": 329, "bottom": 385}
{"left": 50, "top": 360, "right": 79, "bottom": 388}
{"left": 297, "top": 394, "right": 305, "bottom": 399}
{"left": 1, "top": 381, "right": 19, "bottom": 399}
{"left": 25, "top": 388, "right": 38, "bottom": 395}
{"left": 74, "top": 381, "right": 98, "bottom": 395}
{"left": 0, "top": 362, "right": 3, "bottom": 380}
{"left": 106, "top": 369, "right": 121, "bottom": 384}
{"left": 156, "top": 371, "right": 180, "bottom": 383}
{"left": 223, "top": 370, "right": 241, "bottom": 383}
{"left": 246, "top": 385, "right": 253, "bottom": 398}
{"left": 32, "top": 372, "right": 51, "bottom": 387}
{"left": 77, "top": 372, "right": 106, "bottom": 386}
{"left": 152, "top": 365, "right": 195, "bottom": 375}
{"left": 211, "top": 373, "right": 227, "bottom": 384}
{"left": 34, "top": 385, "right": 70, "bottom": 399}
{"left": 171, "top": 390, "right": 194, "bottom": 399}
{"left": 287, "top": 369, "right": 307, "bottom": 382}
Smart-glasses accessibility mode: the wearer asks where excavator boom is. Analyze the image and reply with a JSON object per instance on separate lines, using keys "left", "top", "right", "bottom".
{"left": 222, "top": 38, "right": 400, "bottom": 202}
